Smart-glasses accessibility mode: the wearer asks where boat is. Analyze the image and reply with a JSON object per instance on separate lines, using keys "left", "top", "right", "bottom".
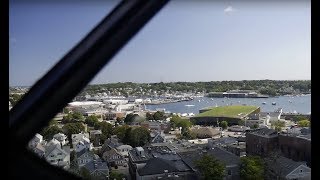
{"left": 262, "top": 102, "right": 266, "bottom": 105}
{"left": 198, "top": 100, "right": 201, "bottom": 102}
{"left": 185, "top": 104, "right": 195, "bottom": 107}
{"left": 272, "top": 102, "right": 276, "bottom": 105}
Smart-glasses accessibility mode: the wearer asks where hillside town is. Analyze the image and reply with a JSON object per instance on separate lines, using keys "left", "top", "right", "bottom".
{"left": 14, "top": 86, "right": 310, "bottom": 180}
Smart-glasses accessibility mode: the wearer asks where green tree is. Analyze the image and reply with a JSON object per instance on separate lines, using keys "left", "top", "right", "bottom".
{"left": 170, "top": 115, "right": 192, "bottom": 133}
{"left": 85, "top": 115, "right": 99, "bottom": 127}
{"left": 79, "top": 167, "right": 92, "bottom": 180}
{"left": 70, "top": 151, "right": 79, "bottom": 170}
{"left": 271, "top": 120, "right": 285, "bottom": 132}
{"left": 94, "top": 121, "right": 113, "bottom": 144}
{"left": 153, "top": 111, "right": 164, "bottom": 120}
{"left": 63, "top": 122, "right": 86, "bottom": 142}
{"left": 41, "top": 125, "right": 63, "bottom": 141}
{"left": 146, "top": 112, "right": 154, "bottom": 120}
{"left": 298, "top": 119, "right": 310, "bottom": 127}
{"left": 240, "top": 156, "right": 265, "bottom": 180}
{"left": 253, "top": 124, "right": 259, "bottom": 129}
{"left": 9, "top": 93, "right": 23, "bottom": 107}
{"left": 239, "top": 119, "right": 245, "bottom": 126}
{"left": 63, "top": 107, "right": 70, "bottom": 114}
{"left": 220, "top": 121, "right": 228, "bottom": 130}
{"left": 113, "top": 125, "right": 131, "bottom": 141}
{"left": 181, "top": 129, "right": 196, "bottom": 140}
{"left": 194, "top": 154, "right": 226, "bottom": 180}
{"left": 129, "top": 127, "right": 151, "bottom": 147}
{"left": 109, "top": 171, "right": 126, "bottom": 180}
{"left": 62, "top": 112, "right": 85, "bottom": 124}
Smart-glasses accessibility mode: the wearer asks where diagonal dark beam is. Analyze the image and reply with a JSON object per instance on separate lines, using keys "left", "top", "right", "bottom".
{"left": 9, "top": 0, "right": 169, "bottom": 147}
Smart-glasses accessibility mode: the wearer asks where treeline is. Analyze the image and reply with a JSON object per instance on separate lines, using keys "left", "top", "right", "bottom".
{"left": 78, "top": 80, "right": 310, "bottom": 97}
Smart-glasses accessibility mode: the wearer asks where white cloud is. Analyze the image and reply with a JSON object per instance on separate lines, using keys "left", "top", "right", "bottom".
{"left": 224, "top": 6, "right": 236, "bottom": 14}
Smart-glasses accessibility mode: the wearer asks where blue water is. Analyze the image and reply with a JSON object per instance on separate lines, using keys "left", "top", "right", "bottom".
{"left": 146, "top": 95, "right": 311, "bottom": 114}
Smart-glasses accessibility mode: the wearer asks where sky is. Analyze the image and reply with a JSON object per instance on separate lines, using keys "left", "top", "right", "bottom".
{"left": 9, "top": 0, "right": 311, "bottom": 86}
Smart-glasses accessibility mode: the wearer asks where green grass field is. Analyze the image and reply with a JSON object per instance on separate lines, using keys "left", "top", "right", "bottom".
{"left": 196, "top": 105, "right": 258, "bottom": 118}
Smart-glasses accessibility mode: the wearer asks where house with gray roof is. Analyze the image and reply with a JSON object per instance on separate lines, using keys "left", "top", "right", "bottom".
{"left": 102, "top": 147, "right": 126, "bottom": 167}
{"left": 128, "top": 146, "right": 196, "bottom": 180}
{"left": 76, "top": 149, "right": 98, "bottom": 167}
{"left": 33, "top": 143, "right": 46, "bottom": 157}
{"left": 53, "top": 133, "right": 68, "bottom": 146}
{"left": 265, "top": 155, "right": 311, "bottom": 180}
{"left": 179, "top": 146, "right": 241, "bottom": 180}
{"left": 44, "top": 143, "right": 70, "bottom": 170}
{"left": 83, "top": 158, "right": 109, "bottom": 180}
{"left": 28, "top": 133, "right": 43, "bottom": 149}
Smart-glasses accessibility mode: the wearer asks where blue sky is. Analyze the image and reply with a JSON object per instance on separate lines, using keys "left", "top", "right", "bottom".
{"left": 9, "top": 0, "right": 311, "bottom": 86}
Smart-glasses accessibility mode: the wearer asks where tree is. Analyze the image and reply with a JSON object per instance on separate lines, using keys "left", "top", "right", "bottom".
{"left": 62, "top": 112, "right": 85, "bottom": 124}
{"left": 239, "top": 119, "right": 245, "bottom": 126}
{"left": 113, "top": 125, "right": 131, "bottom": 142}
{"left": 240, "top": 156, "right": 265, "bottom": 180}
{"left": 41, "top": 125, "right": 63, "bottom": 141}
{"left": 9, "top": 93, "right": 23, "bottom": 107}
{"left": 146, "top": 112, "right": 154, "bottom": 120}
{"left": 110, "top": 171, "right": 126, "bottom": 180}
{"left": 95, "top": 121, "right": 113, "bottom": 142}
{"left": 79, "top": 167, "right": 92, "bottom": 180}
{"left": 181, "top": 129, "right": 196, "bottom": 140}
{"left": 298, "top": 119, "right": 310, "bottom": 127}
{"left": 194, "top": 154, "right": 226, "bottom": 180}
{"left": 253, "top": 124, "right": 259, "bottom": 129}
{"left": 271, "top": 120, "right": 285, "bottom": 132}
{"left": 220, "top": 121, "right": 228, "bottom": 130}
{"left": 170, "top": 115, "right": 192, "bottom": 133}
{"left": 70, "top": 151, "right": 79, "bottom": 170}
{"left": 124, "top": 113, "right": 141, "bottom": 124}
{"left": 85, "top": 115, "right": 99, "bottom": 127}
{"left": 153, "top": 111, "right": 164, "bottom": 120}
{"left": 63, "top": 122, "right": 86, "bottom": 142}
{"left": 128, "top": 127, "right": 150, "bottom": 147}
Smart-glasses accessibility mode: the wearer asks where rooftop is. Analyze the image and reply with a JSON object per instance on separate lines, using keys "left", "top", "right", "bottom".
{"left": 248, "top": 128, "right": 278, "bottom": 138}
{"left": 68, "top": 101, "right": 103, "bottom": 106}
{"left": 265, "top": 155, "right": 308, "bottom": 176}
{"left": 196, "top": 105, "right": 259, "bottom": 118}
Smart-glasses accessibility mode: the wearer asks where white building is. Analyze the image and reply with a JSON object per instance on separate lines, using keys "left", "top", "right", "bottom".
{"left": 28, "top": 133, "right": 44, "bottom": 149}
{"left": 116, "top": 145, "right": 133, "bottom": 157}
{"left": 53, "top": 133, "right": 68, "bottom": 146}
{"left": 45, "top": 143, "right": 70, "bottom": 170}
{"left": 72, "top": 132, "right": 93, "bottom": 152}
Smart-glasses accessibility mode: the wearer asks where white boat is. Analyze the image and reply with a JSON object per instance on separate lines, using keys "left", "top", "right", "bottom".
{"left": 185, "top": 104, "right": 195, "bottom": 107}
{"left": 198, "top": 100, "right": 201, "bottom": 102}
{"left": 272, "top": 102, "right": 276, "bottom": 105}
{"left": 262, "top": 102, "right": 266, "bottom": 105}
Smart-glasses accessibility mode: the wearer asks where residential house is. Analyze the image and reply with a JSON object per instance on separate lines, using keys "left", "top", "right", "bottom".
{"left": 76, "top": 149, "right": 99, "bottom": 167}
{"left": 116, "top": 145, "right": 133, "bottom": 157}
{"left": 265, "top": 155, "right": 311, "bottom": 180}
{"left": 44, "top": 143, "right": 70, "bottom": 169}
{"left": 102, "top": 148, "right": 126, "bottom": 167}
{"left": 72, "top": 132, "right": 93, "bottom": 152}
{"left": 128, "top": 146, "right": 196, "bottom": 180}
{"left": 83, "top": 159, "right": 109, "bottom": 180}
{"left": 90, "top": 130, "right": 102, "bottom": 147}
{"left": 33, "top": 143, "right": 46, "bottom": 157}
{"left": 28, "top": 133, "right": 43, "bottom": 149}
{"left": 279, "top": 133, "right": 311, "bottom": 167}
{"left": 179, "top": 146, "right": 241, "bottom": 180}
{"left": 190, "top": 126, "right": 221, "bottom": 138}
{"left": 53, "top": 133, "right": 68, "bottom": 146}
